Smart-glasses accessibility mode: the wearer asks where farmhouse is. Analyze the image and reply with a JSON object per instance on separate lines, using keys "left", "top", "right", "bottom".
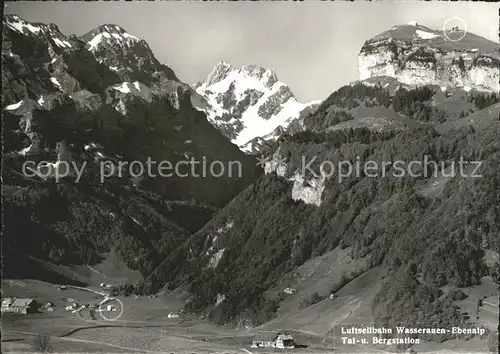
{"left": 2, "top": 298, "right": 39, "bottom": 314}
{"left": 251, "top": 331, "right": 295, "bottom": 349}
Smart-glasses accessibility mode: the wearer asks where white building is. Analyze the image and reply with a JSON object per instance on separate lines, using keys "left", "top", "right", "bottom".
{"left": 251, "top": 332, "right": 295, "bottom": 349}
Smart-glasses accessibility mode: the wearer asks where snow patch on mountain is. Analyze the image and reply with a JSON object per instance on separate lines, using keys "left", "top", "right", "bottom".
{"left": 18, "top": 144, "right": 35, "bottom": 156}
{"left": 113, "top": 82, "right": 133, "bottom": 93}
{"left": 111, "top": 81, "right": 152, "bottom": 101}
{"left": 84, "top": 143, "right": 103, "bottom": 151}
{"left": 4, "top": 15, "right": 77, "bottom": 62}
{"left": 87, "top": 33, "right": 105, "bottom": 51}
{"left": 53, "top": 37, "right": 72, "bottom": 48}
{"left": 5, "top": 100, "right": 24, "bottom": 111}
{"left": 415, "top": 30, "right": 440, "bottom": 40}
{"left": 234, "top": 85, "right": 309, "bottom": 146}
{"left": 86, "top": 25, "right": 140, "bottom": 52}
{"left": 50, "top": 77, "right": 61, "bottom": 88}
{"left": 4, "top": 15, "right": 42, "bottom": 35}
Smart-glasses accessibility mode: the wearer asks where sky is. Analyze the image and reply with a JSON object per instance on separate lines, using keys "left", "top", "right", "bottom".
{"left": 4, "top": 1, "right": 499, "bottom": 102}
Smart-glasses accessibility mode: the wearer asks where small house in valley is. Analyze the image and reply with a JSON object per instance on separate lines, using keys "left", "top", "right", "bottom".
{"left": 2, "top": 298, "right": 39, "bottom": 314}
{"left": 251, "top": 331, "right": 295, "bottom": 349}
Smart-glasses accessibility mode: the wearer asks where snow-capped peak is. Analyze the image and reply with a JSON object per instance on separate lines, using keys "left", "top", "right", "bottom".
{"left": 3, "top": 14, "right": 72, "bottom": 49}
{"left": 80, "top": 22, "right": 178, "bottom": 84}
{"left": 201, "top": 61, "right": 279, "bottom": 92}
{"left": 86, "top": 24, "right": 140, "bottom": 52}
{"left": 239, "top": 65, "right": 278, "bottom": 89}
{"left": 194, "top": 62, "right": 319, "bottom": 152}
{"left": 204, "top": 61, "right": 234, "bottom": 87}
{"left": 4, "top": 14, "right": 43, "bottom": 35}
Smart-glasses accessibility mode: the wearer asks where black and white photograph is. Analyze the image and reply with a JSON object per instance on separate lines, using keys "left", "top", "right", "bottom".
{"left": 1, "top": 1, "right": 499, "bottom": 353}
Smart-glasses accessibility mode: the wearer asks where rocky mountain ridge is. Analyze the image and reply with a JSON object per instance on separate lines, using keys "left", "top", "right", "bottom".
{"left": 3, "top": 14, "right": 257, "bottom": 204}
{"left": 81, "top": 23, "right": 179, "bottom": 85}
{"left": 359, "top": 21, "right": 500, "bottom": 92}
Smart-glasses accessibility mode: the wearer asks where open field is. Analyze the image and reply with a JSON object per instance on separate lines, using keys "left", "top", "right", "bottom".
{"left": 39, "top": 251, "right": 143, "bottom": 289}
{"left": 2, "top": 330, "right": 136, "bottom": 353}
{"left": 437, "top": 102, "right": 500, "bottom": 134}
{"left": 2, "top": 277, "right": 497, "bottom": 354}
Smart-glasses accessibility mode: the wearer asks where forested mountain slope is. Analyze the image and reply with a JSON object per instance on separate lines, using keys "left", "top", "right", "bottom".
{"left": 142, "top": 81, "right": 500, "bottom": 333}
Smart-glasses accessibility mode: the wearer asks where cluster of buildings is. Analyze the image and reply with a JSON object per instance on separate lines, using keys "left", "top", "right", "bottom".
{"left": 2, "top": 297, "right": 298, "bottom": 350}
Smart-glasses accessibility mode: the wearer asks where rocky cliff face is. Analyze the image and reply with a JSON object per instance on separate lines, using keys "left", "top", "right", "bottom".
{"left": 193, "top": 61, "right": 319, "bottom": 153}
{"left": 263, "top": 148, "right": 325, "bottom": 206}
{"left": 358, "top": 22, "right": 499, "bottom": 92}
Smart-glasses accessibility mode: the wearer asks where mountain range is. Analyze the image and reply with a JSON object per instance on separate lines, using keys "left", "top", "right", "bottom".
{"left": 2, "top": 14, "right": 499, "bottom": 351}
{"left": 2, "top": 14, "right": 258, "bottom": 281}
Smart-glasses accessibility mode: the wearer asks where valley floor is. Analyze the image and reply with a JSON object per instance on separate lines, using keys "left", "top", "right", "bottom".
{"left": 1, "top": 250, "right": 497, "bottom": 354}
{"left": 2, "top": 274, "right": 497, "bottom": 354}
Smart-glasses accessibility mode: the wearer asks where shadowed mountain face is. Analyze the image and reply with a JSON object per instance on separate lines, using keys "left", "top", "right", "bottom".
{"left": 2, "top": 14, "right": 259, "bottom": 282}
{"left": 3, "top": 14, "right": 259, "bottom": 205}
{"left": 80, "top": 23, "right": 179, "bottom": 85}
